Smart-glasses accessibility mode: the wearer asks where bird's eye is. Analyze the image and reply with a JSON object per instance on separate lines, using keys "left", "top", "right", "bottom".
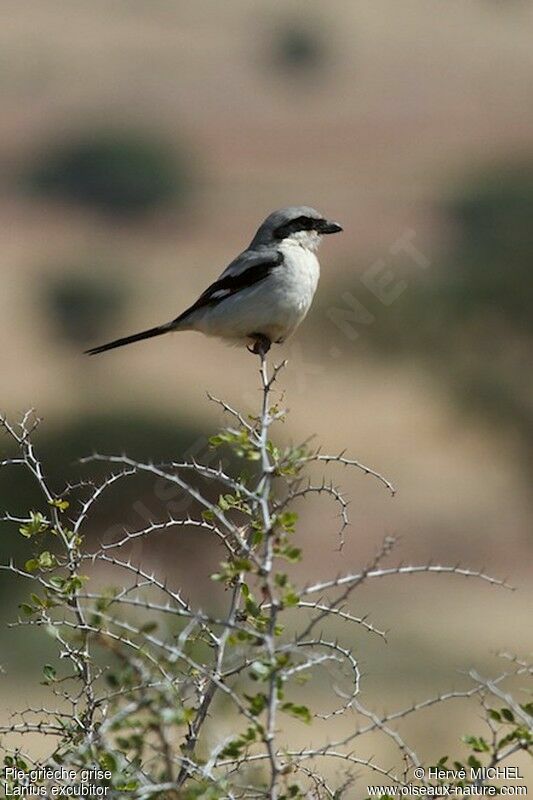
{"left": 295, "top": 216, "right": 315, "bottom": 230}
{"left": 275, "top": 216, "right": 317, "bottom": 238}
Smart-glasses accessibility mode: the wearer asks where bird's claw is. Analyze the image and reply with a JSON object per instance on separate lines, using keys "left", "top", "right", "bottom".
{"left": 248, "top": 334, "right": 272, "bottom": 357}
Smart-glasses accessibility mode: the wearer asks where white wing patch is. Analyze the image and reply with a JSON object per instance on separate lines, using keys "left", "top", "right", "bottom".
{"left": 209, "top": 289, "right": 232, "bottom": 300}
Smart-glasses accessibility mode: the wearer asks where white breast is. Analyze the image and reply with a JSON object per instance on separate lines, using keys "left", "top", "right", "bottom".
{"left": 277, "top": 240, "right": 320, "bottom": 309}
{"left": 269, "top": 240, "right": 320, "bottom": 339}
{"left": 185, "top": 241, "right": 321, "bottom": 345}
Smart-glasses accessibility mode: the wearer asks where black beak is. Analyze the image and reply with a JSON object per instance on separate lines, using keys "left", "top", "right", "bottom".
{"left": 320, "top": 220, "right": 343, "bottom": 234}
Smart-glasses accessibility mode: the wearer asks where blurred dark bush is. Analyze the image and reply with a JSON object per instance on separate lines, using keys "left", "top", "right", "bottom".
{"left": 443, "top": 163, "right": 533, "bottom": 335}
{"left": 268, "top": 19, "right": 328, "bottom": 77}
{"left": 42, "top": 270, "right": 129, "bottom": 347}
{"left": 320, "top": 161, "right": 533, "bottom": 471}
{"left": 26, "top": 130, "right": 194, "bottom": 218}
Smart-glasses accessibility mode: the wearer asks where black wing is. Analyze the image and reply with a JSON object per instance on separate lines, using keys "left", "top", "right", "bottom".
{"left": 173, "top": 248, "right": 283, "bottom": 325}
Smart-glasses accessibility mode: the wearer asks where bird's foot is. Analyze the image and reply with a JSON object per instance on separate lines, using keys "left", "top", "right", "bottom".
{"left": 247, "top": 333, "right": 272, "bottom": 357}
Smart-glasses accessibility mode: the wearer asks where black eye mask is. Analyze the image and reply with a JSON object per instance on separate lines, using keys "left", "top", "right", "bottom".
{"left": 274, "top": 216, "right": 319, "bottom": 239}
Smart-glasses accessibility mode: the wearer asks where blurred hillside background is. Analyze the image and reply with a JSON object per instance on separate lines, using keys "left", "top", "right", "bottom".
{"left": 0, "top": 0, "right": 532, "bottom": 780}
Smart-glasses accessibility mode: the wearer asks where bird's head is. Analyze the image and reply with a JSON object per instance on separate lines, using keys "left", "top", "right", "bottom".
{"left": 250, "top": 206, "right": 343, "bottom": 252}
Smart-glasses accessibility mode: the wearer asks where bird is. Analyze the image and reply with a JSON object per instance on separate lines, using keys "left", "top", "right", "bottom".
{"left": 85, "top": 206, "right": 342, "bottom": 358}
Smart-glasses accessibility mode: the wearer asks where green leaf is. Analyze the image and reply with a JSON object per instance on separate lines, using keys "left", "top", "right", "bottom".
{"left": 24, "top": 559, "right": 40, "bottom": 573}
{"left": 287, "top": 786, "right": 303, "bottom": 799}
{"left": 64, "top": 575, "right": 86, "bottom": 592}
{"left": 48, "top": 498, "right": 70, "bottom": 512}
{"left": 278, "top": 511, "right": 298, "bottom": 533}
{"left": 209, "top": 434, "right": 226, "bottom": 448}
{"left": 43, "top": 664, "right": 57, "bottom": 683}
{"left": 48, "top": 576, "right": 66, "bottom": 590}
{"left": 251, "top": 528, "right": 264, "bottom": 546}
{"left": 283, "top": 590, "right": 300, "bottom": 608}
{"left": 38, "top": 551, "right": 58, "bottom": 569}
{"left": 19, "top": 511, "right": 49, "bottom": 538}
{"left": 245, "top": 596, "right": 261, "bottom": 618}
{"left": 218, "top": 494, "right": 230, "bottom": 511}
{"left": 220, "top": 739, "right": 243, "bottom": 759}
{"left": 278, "top": 545, "right": 302, "bottom": 563}
{"left": 99, "top": 752, "right": 117, "bottom": 773}
{"left": 462, "top": 735, "right": 489, "bottom": 753}
{"left": 115, "top": 780, "right": 138, "bottom": 792}
{"left": 31, "top": 593, "right": 45, "bottom": 607}
{"left": 281, "top": 702, "right": 311, "bottom": 724}
{"left": 244, "top": 692, "right": 268, "bottom": 717}
{"left": 233, "top": 558, "right": 251, "bottom": 572}
{"left": 266, "top": 441, "right": 280, "bottom": 460}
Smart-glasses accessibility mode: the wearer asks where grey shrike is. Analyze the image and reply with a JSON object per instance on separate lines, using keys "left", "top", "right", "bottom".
{"left": 85, "top": 206, "right": 342, "bottom": 357}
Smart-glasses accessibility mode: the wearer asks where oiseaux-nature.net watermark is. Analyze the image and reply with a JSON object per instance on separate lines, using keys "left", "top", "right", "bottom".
{"left": 367, "top": 764, "right": 528, "bottom": 796}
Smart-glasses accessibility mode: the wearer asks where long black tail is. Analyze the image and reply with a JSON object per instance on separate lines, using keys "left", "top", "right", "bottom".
{"left": 85, "top": 322, "right": 173, "bottom": 355}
